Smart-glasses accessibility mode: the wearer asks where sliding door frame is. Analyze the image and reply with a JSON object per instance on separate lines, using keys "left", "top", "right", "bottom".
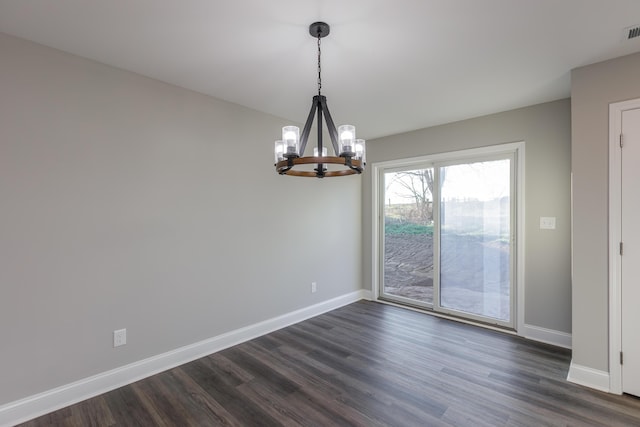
{"left": 377, "top": 162, "right": 435, "bottom": 309}
{"left": 371, "top": 142, "right": 525, "bottom": 332}
{"left": 434, "top": 152, "right": 516, "bottom": 328}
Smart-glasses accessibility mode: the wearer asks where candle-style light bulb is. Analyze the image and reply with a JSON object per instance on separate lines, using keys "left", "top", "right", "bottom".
{"left": 354, "top": 139, "right": 366, "bottom": 165}
{"left": 274, "top": 140, "right": 285, "bottom": 164}
{"left": 340, "top": 130, "right": 353, "bottom": 140}
{"left": 282, "top": 126, "right": 300, "bottom": 157}
{"left": 338, "top": 124, "right": 356, "bottom": 157}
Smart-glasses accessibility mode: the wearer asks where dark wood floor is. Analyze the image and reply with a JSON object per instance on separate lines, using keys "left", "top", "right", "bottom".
{"left": 19, "top": 301, "right": 640, "bottom": 426}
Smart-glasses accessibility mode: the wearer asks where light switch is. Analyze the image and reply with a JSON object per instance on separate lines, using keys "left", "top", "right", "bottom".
{"left": 540, "top": 217, "right": 556, "bottom": 230}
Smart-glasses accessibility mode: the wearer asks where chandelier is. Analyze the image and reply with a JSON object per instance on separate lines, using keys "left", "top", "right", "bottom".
{"left": 274, "top": 22, "right": 366, "bottom": 178}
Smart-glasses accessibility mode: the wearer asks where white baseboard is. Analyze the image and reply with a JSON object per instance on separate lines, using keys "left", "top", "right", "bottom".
{"left": 361, "top": 289, "right": 374, "bottom": 301}
{"left": 521, "top": 323, "right": 572, "bottom": 349}
{"left": 567, "top": 361, "right": 610, "bottom": 393}
{"left": 0, "top": 290, "right": 367, "bottom": 427}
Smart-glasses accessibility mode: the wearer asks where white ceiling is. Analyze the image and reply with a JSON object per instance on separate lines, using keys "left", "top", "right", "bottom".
{"left": 2, "top": 0, "right": 640, "bottom": 139}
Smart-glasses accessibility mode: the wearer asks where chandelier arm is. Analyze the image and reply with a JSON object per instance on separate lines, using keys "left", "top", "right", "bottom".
{"left": 278, "top": 158, "right": 294, "bottom": 175}
{"left": 318, "top": 96, "right": 340, "bottom": 155}
{"left": 344, "top": 156, "right": 363, "bottom": 173}
{"left": 316, "top": 97, "right": 325, "bottom": 177}
{"left": 299, "top": 97, "right": 320, "bottom": 156}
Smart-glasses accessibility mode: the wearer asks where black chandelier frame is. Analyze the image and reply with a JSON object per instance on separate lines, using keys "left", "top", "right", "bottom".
{"left": 275, "top": 22, "right": 364, "bottom": 178}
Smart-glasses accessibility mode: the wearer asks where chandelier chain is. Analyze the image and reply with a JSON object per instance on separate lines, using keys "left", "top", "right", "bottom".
{"left": 317, "top": 34, "right": 322, "bottom": 96}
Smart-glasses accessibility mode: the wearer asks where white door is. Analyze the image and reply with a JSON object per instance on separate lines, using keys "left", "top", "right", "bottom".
{"left": 621, "top": 107, "right": 640, "bottom": 397}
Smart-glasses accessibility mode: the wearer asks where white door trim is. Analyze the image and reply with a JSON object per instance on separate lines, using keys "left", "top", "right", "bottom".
{"left": 608, "top": 97, "right": 640, "bottom": 395}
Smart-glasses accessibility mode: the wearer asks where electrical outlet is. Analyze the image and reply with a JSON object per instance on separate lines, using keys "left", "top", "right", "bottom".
{"left": 540, "top": 217, "right": 556, "bottom": 230}
{"left": 311, "top": 282, "right": 317, "bottom": 293}
{"left": 113, "top": 328, "right": 127, "bottom": 347}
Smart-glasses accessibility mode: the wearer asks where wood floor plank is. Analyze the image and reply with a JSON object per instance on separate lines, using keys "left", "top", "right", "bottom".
{"left": 250, "top": 343, "right": 388, "bottom": 426}
{"left": 69, "top": 397, "right": 115, "bottom": 427}
{"left": 180, "top": 358, "right": 281, "bottom": 426}
{"left": 160, "top": 367, "right": 243, "bottom": 427}
{"left": 17, "top": 301, "right": 640, "bottom": 426}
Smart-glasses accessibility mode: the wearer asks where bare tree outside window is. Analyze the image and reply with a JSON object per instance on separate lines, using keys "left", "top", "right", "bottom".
{"left": 386, "top": 169, "right": 445, "bottom": 224}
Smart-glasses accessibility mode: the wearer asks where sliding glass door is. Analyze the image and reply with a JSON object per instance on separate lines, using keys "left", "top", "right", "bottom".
{"left": 381, "top": 168, "right": 435, "bottom": 307}
{"left": 378, "top": 147, "right": 517, "bottom": 328}
{"left": 436, "top": 158, "right": 512, "bottom": 324}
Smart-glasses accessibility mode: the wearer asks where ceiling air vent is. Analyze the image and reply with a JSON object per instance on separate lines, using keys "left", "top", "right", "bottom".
{"left": 624, "top": 25, "right": 640, "bottom": 41}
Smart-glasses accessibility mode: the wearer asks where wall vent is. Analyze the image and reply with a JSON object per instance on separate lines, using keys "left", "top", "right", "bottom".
{"left": 624, "top": 25, "right": 640, "bottom": 41}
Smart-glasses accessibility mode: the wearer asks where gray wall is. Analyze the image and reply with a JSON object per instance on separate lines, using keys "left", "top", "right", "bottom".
{"left": 0, "top": 33, "right": 361, "bottom": 405}
{"left": 362, "top": 99, "right": 572, "bottom": 333}
{"left": 571, "top": 52, "right": 640, "bottom": 372}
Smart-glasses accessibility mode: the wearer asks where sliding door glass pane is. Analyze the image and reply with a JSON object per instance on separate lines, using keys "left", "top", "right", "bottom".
{"left": 383, "top": 169, "right": 434, "bottom": 305}
{"left": 439, "top": 159, "right": 511, "bottom": 321}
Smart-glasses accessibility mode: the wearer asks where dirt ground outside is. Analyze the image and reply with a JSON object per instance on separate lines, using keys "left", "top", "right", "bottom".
{"left": 383, "top": 232, "right": 510, "bottom": 321}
